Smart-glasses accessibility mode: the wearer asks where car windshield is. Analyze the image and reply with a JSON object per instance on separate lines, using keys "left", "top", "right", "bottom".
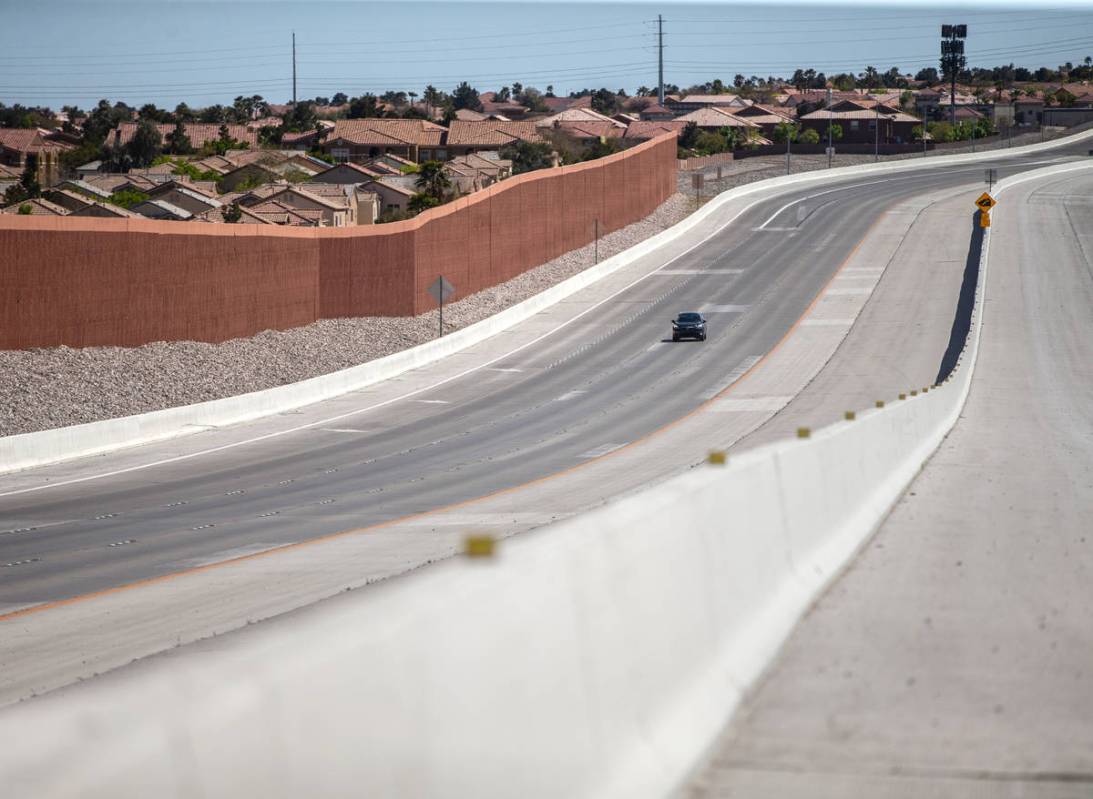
{"left": 678, "top": 313, "right": 702, "bottom": 322}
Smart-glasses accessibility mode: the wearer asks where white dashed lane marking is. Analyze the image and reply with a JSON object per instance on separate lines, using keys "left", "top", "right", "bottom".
{"left": 580, "top": 443, "right": 628, "bottom": 459}
{"left": 699, "top": 355, "right": 763, "bottom": 399}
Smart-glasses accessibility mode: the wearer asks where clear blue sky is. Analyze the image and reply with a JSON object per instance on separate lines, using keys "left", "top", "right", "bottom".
{"left": 2, "top": 1, "right": 1091, "bottom": 109}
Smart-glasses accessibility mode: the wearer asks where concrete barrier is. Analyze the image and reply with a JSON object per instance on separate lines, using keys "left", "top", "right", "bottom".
{"left": 4, "top": 161, "right": 1092, "bottom": 799}
{"left": 3, "top": 127, "right": 1092, "bottom": 476}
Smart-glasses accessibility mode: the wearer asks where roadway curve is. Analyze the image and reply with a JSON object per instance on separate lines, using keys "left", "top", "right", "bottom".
{"left": 0, "top": 142, "right": 1089, "bottom": 615}
{"left": 688, "top": 160, "right": 1093, "bottom": 798}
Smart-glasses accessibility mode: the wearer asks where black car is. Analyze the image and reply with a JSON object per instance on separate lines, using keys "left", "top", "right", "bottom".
{"left": 671, "top": 312, "right": 707, "bottom": 341}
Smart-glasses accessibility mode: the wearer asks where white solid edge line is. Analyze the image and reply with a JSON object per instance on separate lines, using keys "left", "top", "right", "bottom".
{"left": 2, "top": 150, "right": 1089, "bottom": 498}
{"left": 0, "top": 187, "right": 774, "bottom": 498}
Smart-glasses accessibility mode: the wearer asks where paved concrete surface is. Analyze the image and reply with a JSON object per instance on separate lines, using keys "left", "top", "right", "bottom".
{"left": 686, "top": 166, "right": 1093, "bottom": 797}
{"left": 0, "top": 149, "right": 1086, "bottom": 706}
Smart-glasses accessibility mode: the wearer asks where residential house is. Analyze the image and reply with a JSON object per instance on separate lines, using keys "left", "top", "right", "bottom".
{"left": 322, "top": 119, "right": 447, "bottom": 163}
{"left": 245, "top": 200, "right": 323, "bottom": 226}
{"left": 666, "top": 94, "right": 752, "bottom": 114}
{"left": 360, "top": 175, "right": 417, "bottom": 216}
{"left": 674, "top": 107, "right": 761, "bottom": 134}
{"left": 261, "top": 185, "right": 351, "bottom": 226}
{"left": 109, "top": 122, "right": 259, "bottom": 152}
{"left": 479, "top": 92, "right": 531, "bottom": 119}
{"left": 1013, "top": 94, "right": 1045, "bottom": 125}
{"left": 197, "top": 205, "right": 275, "bottom": 225}
{"left": 55, "top": 178, "right": 114, "bottom": 202}
{"left": 1, "top": 197, "right": 69, "bottom": 215}
{"left": 444, "top": 120, "right": 544, "bottom": 157}
{"left": 44, "top": 188, "right": 95, "bottom": 213}
{"left": 637, "top": 103, "right": 674, "bottom": 121}
{"left": 0, "top": 128, "right": 73, "bottom": 186}
{"left": 798, "top": 100, "right": 921, "bottom": 144}
{"left": 454, "top": 108, "right": 489, "bottom": 121}
{"left": 312, "top": 161, "right": 387, "bottom": 184}
{"left": 70, "top": 201, "right": 142, "bottom": 218}
{"left": 144, "top": 181, "right": 221, "bottom": 215}
{"left": 535, "top": 107, "right": 626, "bottom": 130}
{"left": 550, "top": 120, "right": 626, "bottom": 145}
{"left": 728, "top": 103, "right": 795, "bottom": 137}
{"left": 622, "top": 120, "right": 688, "bottom": 141}
{"left": 131, "top": 198, "right": 194, "bottom": 221}
{"left": 75, "top": 160, "right": 105, "bottom": 180}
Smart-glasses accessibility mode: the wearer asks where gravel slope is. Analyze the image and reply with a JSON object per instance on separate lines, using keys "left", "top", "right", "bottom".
{"left": 0, "top": 193, "right": 691, "bottom": 436}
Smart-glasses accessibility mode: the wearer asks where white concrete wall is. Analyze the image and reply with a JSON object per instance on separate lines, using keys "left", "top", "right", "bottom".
{"left": 4, "top": 128, "right": 1092, "bottom": 475}
{"left": 5, "top": 162, "right": 1091, "bottom": 799}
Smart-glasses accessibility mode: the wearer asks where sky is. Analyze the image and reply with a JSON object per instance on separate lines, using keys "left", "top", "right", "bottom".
{"left": 1, "top": 1, "right": 1091, "bottom": 109}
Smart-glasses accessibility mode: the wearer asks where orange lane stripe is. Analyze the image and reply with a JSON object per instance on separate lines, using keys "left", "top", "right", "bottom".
{"left": 0, "top": 198, "right": 894, "bottom": 625}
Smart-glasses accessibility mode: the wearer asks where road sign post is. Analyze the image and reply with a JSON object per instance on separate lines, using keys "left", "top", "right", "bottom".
{"left": 985, "top": 168, "right": 997, "bottom": 192}
{"left": 427, "top": 275, "right": 455, "bottom": 338}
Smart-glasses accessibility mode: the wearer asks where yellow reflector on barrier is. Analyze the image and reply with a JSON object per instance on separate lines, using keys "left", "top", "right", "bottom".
{"left": 707, "top": 450, "right": 727, "bottom": 465}
{"left": 464, "top": 534, "right": 496, "bottom": 559}
{"left": 797, "top": 427, "right": 811, "bottom": 439}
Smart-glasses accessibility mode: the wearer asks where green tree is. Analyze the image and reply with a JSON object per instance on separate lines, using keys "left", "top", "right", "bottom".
{"left": 222, "top": 202, "right": 243, "bottom": 223}
{"left": 772, "top": 121, "right": 800, "bottom": 143}
{"left": 452, "top": 81, "right": 483, "bottom": 112}
{"left": 165, "top": 120, "right": 193, "bottom": 155}
{"left": 499, "top": 140, "right": 555, "bottom": 174}
{"left": 408, "top": 193, "right": 441, "bottom": 214}
{"left": 591, "top": 88, "right": 620, "bottom": 116}
{"left": 126, "top": 118, "right": 163, "bottom": 167}
{"left": 414, "top": 160, "right": 452, "bottom": 201}
{"left": 348, "top": 94, "right": 383, "bottom": 119}
{"left": 584, "top": 136, "right": 622, "bottom": 160}
{"left": 109, "top": 188, "right": 149, "bottom": 209}
{"left": 17, "top": 202, "right": 33, "bottom": 215}
{"left": 829, "top": 123, "right": 844, "bottom": 141}
{"left": 800, "top": 127, "right": 821, "bottom": 145}
{"left": 693, "top": 130, "right": 728, "bottom": 155}
{"left": 332, "top": 92, "right": 349, "bottom": 105}
{"left": 678, "top": 121, "right": 700, "bottom": 150}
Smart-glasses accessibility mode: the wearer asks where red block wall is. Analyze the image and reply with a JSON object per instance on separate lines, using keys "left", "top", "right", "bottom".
{"left": 0, "top": 135, "right": 677, "bottom": 349}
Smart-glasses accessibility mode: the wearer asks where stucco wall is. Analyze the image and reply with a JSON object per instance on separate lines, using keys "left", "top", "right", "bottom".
{"left": 0, "top": 134, "right": 676, "bottom": 349}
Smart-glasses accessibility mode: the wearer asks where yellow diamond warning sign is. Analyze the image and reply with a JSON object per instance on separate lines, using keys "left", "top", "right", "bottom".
{"left": 975, "top": 192, "right": 997, "bottom": 211}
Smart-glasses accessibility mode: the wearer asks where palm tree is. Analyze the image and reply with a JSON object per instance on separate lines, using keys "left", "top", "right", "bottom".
{"left": 415, "top": 160, "right": 451, "bottom": 201}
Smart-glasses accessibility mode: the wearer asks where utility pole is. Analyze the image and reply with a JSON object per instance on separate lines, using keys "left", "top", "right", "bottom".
{"left": 657, "top": 15, "right": 664, "bottom": 107}
{"left": 292, "top": 32, "right": 297, "bottom": 105}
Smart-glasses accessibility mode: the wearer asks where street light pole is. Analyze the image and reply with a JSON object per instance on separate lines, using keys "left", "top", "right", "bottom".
{"left": 826, "top": 87, "right": 833, "bottom": 168}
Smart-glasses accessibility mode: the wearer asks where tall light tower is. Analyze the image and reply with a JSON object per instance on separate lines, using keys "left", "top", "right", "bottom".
{"left": 940, "top": 24, "right": 967, "bottom": 127}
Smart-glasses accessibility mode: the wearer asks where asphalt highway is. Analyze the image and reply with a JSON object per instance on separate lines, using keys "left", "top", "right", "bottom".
{"left": 0, "top": 142, "right": 1089, "bottom": 610}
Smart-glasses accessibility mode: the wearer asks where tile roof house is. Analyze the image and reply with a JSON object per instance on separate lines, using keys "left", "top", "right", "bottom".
{"left": 0, "top": 128, "right": 73, "bottom": 186}
{"left": 535, "top": 107, "right": 626, "bottom": 129}
{"left": 69, "top": 200, "right": 142, "bottom": 218}
{"left": 550, "top": 120, "right": 626, "bottom": 143}
{"left": 260, "top": 185, "right": 352, "bottom": 226}
{"left": 312, "top": 161, "right": 388, "bottom": 184}
{"left": 623, "top": 120, "right": 688, "bottom": 141}
{"left": 667, "top": 94, "right": 752, "bottom": 114}
{"left": 799, "top": 100, "right": 922, "bottom": 144}
{"left": 44, "top": 187, "right": 95, "bottom": 213}
{"left": 2, "top": 197, "right": 69, "bottom": 215}
{"left": 131, "top": 198, "right": 194, "bottom": 221}
{"left": 145, "top": 181, "right": 221, "bottom": 215}
{"left": 729, "top": 103, "right": 795, "bottom": 136}
{"left": 110, "top": 122, "right": 259, "bottom": 151}
{"left": 197, "top": 204, "right": 274, "bottom": 225}
{"left": 454, "top": 108, "right": 489, "bottom": 122}
{"left": 638, "top": 103, "right": 674, "bottom": 121}
{"left": 674, "top": 107, "right": 761, "bottom": 131}
{"left": 322, "top": 119, "right": 448, "bottom": 163}
{"left": 479, "top": 92, "right": 531, "bottom": 119}
{"left": 360, "top": 176, "right": 418, "bottom": 216}
{"left": 444, "top": 120, "right": 544, "bottom": 156}
{"left": 245, "top": 200, "right": 322, "bottom": 226}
